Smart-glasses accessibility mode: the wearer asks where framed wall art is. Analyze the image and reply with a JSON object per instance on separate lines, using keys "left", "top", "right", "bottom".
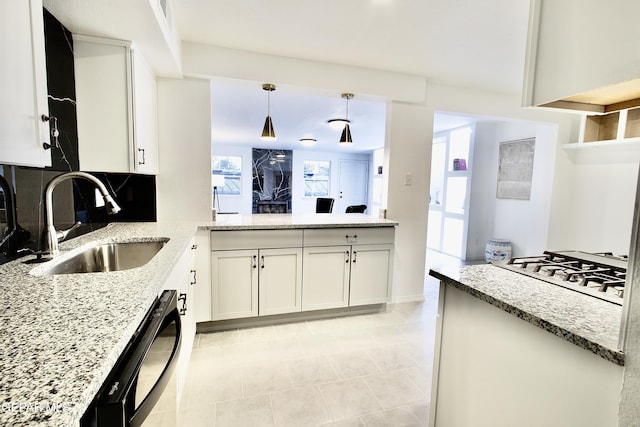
{"left": 496, "top": 137, "right": 536, "bottom": 200}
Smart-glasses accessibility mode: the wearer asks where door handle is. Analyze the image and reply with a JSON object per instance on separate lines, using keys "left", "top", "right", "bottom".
{"left": 252, "top": 255, "right": 257, "bottom": 268}
{"left": 352, "top": 251, "right": 357, "bottom": 263}
{"left": 345, "top": 250, "right": 350, "bottom": 263}
{"left": 190, "top": 269, "right": 196, "bottom": 285}
{"left": 261, "top": 255, "right": 265, "bottom": 269}
{"left": 138, "top": 148, "right": 146, "bottom": 165}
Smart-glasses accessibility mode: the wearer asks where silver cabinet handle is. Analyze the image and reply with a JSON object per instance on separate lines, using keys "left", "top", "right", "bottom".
{"left": 352, "top": 251, "right": 357, "bottom": 263}
{"left": 190, "top": 269, "right": 197, "bottom": 285}
{"left": 345, "top": 250, "right": 350, "bottom": 263}
{"left": 261, "top": 255, "right": 265, "bottom": 269}
{"left": 41, "top": 115, "right": 60, "bottom": 149}
{"left": 138, "top": 148, "right": 146, "bottom": 165}
{"left": 252, "top": 255, "right": 257, "bottom": 269}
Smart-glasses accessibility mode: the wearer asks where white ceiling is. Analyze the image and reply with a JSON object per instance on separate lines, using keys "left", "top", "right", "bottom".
{"left": 173, "top": 0, "right": 530, "bottom": 95}
{"left": 171, "top": 0, "right": 531, "bottom": 152}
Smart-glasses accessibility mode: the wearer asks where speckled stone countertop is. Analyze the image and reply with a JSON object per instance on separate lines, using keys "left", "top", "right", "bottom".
{"left": 430, "top": 264, "right": 625, "bottom": 366}
{"left": 0, "top": 222, "right": 199, "bottom": 426}
{"left": 199, "top": 213, "right": 398, "bottom": 230}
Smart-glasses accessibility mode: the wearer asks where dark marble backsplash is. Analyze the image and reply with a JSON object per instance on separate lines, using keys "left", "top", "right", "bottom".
{"left": 0, "top": 165, "right": 156, "bottom": 254}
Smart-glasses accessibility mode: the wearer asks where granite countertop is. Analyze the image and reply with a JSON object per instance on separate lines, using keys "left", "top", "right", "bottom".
{"left": 200, "top": 213, "right": 398, "bottom": 230}
{"left": 430, "top": 264, "right": 624, "bottom": 366}
{"left": 0, "top": 222, "right": 199, "bottom": 427}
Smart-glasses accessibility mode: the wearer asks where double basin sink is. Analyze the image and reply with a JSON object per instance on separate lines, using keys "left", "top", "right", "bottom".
{"left": 33, "top": 238, "right": 169, "bottom": 275}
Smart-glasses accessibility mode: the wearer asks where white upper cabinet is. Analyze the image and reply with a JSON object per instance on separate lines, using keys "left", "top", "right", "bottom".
{"left": 522, "top": 0, "right": 640, "bottom": 113}
{"left": 74, "top": 35, "right": 158, "bottom": 174}
{"left": 0, "top": 0, "right": 52, "bottom": 167}
{"left": 42, "top": 0, "right": 181, "bottom": 77}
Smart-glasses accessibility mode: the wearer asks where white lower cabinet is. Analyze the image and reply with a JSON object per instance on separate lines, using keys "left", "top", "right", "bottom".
{"left": 162, "top": 237, "right": 196, "bottom": 408}
{"left": 211, "top": 248, "right": 303, "bottom": 319}
{"left": 208, "top": 227, "right": 394, "bottom": 321}
{"left": 302, "top": 246, "right": 351, "bottom": 310}
{"left": 349, "top": 244, "right": 393, "bottom": 306}
{"left": 211, "top": 249, "right": 259, "bottom": 320}
{"left": 302, "top": 228, "right": 395, "bottom": 311}
{"left": 301, "top": 243, "right": 393, "bottom": 310}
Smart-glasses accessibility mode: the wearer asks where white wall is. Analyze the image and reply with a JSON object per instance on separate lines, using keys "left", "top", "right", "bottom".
{"left": 548, "top": 153, "right": 638, "bottom": 255}
{"left": 493, "top": 121, "right": 557, "bottom": 256}
{"left": 156, "top": 78, "right": 213, "bottom": 222}
{"left": 212, "top": 144, "right": 372, "bottom": 214}
{"left": 466, "top": 122, "right": 497, "bottom": 259}
{"left": 171, "top": 45, "right": 578, "bottom": 302}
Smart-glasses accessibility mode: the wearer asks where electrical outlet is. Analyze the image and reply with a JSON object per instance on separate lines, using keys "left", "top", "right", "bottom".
{"left": 404, "top": 172, "right": 413, "bottom": 186}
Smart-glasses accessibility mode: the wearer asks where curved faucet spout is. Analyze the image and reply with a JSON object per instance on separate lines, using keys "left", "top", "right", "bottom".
{"left": 44, "top": 172, "right": 121, "bottom": 257}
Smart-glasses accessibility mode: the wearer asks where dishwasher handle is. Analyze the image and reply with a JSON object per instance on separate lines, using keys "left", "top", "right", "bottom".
{"left": 93, "top": 290, "right": 182, "bottom": 427}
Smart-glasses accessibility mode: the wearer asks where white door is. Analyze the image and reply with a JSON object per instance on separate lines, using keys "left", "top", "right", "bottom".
{"left": 338, "top": 160, "right": 368, "bottom": 214}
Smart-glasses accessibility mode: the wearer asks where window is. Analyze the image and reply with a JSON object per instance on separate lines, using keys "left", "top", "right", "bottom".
{"left": 212, "top": 156, "right": 241, "bottom": 195}
{"left": 303, "top": 160, "right": 330, "bottom": 197}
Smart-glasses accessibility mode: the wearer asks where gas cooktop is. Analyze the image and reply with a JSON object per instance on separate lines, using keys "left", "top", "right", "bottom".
{"left": 493, "top": 250, "right": 627, "bottom": 306}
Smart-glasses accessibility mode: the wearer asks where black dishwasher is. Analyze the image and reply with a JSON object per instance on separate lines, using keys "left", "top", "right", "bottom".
{"left": 81, "top": 290, "right": 182, "bottom": 427}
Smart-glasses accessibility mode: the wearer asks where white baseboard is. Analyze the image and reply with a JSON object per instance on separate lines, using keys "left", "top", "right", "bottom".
{"left": 391, "top": 294, "right": 426, "bottom": 303}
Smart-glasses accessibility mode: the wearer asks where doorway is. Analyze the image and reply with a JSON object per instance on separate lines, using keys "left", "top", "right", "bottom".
{"left": 338, "top": 160, "right": 368, "bottom": 214}
{"left": 427, "top": 126, "right": 473, "bottom": 259}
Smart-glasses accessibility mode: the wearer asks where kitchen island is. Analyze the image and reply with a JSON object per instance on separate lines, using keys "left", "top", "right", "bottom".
{"left": 198, "top": 213, "right": 398, "bottom": 323}
{"left": 428, "top": 264, "right": 624, "bottom": 427}
{"left": 0, "top": 222, "right": 199, "bottom": 426}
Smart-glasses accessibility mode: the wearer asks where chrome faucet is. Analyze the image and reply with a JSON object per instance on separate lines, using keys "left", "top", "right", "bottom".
{"left": 43, "top": 172, "right": 121, "bottom": 257}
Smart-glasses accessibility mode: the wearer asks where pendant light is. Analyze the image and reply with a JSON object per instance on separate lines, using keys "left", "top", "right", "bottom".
{"left": 261, "top": 83, "right": 276, "bottom": 140}
{"left": 339, "top": 93, "right": 354, "bottom": 144}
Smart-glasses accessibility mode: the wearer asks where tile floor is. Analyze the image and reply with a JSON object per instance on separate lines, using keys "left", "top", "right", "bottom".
{"left": 145, "top": 293, "right": 439, "bottom": 427}
{"left": 143, "top": 249, "right": 457, "bottom": 427}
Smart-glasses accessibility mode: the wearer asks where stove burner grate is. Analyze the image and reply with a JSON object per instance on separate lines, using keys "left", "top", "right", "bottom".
{"left": 498, "top": 250, "right": 627, "bottom": 304}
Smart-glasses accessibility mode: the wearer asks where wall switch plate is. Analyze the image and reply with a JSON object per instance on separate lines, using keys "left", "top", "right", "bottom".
{"left": 404, "top": 172, "right": 413, "bottom": 186}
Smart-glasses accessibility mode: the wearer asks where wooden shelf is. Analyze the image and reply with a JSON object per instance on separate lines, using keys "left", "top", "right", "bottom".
{"left": 579, "top": 107, "right": 640, "bottom": 144}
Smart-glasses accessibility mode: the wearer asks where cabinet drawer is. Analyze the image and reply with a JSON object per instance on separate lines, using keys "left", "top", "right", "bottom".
{"left": 211, "top": 230, "right": 303, "bottom": 250}
{"left": 303, "top": 227, "right": 395, "bottom": 246}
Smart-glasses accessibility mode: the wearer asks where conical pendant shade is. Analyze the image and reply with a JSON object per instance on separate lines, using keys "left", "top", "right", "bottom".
{"left": 261, "top": 115, "right": 276, "bottom": 139}
{"left": 339, "top": 123, "right": 353, "bottom": 144}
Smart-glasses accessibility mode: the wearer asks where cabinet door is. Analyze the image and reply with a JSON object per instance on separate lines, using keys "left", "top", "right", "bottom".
{"left": 302, "top": 246, "right": 351, "bottom": 311}
{"left": 0, "top": 0, "right": 51, "bottom": 167}
{"left": 259, "top": 248, "right": 303, "bottom": 316}
{"left": 211, "top": 250, "right": 258, "bottom": 320}
{"left": 349, "top": 244, "right": 392, "bottom": 306}
{"left": 161, "top": 239, "right": 196, "bottom": 409}
{"left": 131, "top": 48, "right": 158, "bottom": 174}
{"left": 74, "top": 36, "right": 132, "bottom": 172}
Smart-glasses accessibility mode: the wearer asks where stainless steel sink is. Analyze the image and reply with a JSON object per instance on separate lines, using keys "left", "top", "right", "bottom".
{"left": 39, "top": 239, "right": 169, "bottom": 275}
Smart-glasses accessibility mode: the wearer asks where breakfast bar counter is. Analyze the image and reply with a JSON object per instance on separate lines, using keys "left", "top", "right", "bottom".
{"left": 199, "top": 213, "right": 398, "bottom": 230}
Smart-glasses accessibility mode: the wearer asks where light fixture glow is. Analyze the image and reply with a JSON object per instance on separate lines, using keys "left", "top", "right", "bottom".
{"left": 261, "top": 83, "right": 276, "bottom": 140}
{"left": 327, "top": 118, "right": 350, "bottom": 130}
{"left": 338, "top": 93, "right": 354, "bottom": 144}
{"left": 300, "top": 138, "right": 317, "bottom": 146}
